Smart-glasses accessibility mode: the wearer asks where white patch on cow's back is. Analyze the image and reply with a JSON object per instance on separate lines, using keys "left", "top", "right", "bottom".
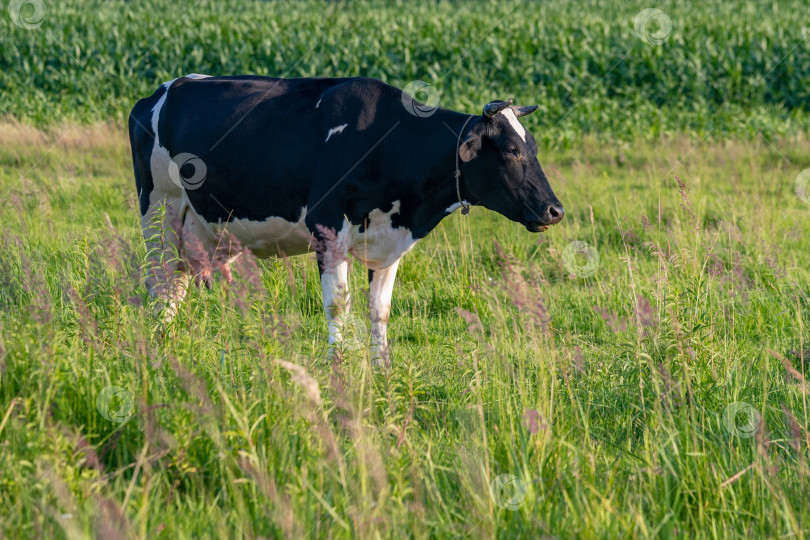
{"left": 205, "top": 206, "right": 313, "bottom": 258}
{"left": 350, "top": 200, "right": 417, "bottom": 270}
{"left": 325, "top": 123, "right": 348, "bottom": 142}
{"left": 184, "top": 73, "right": 211, "bottom": 79}
{"left": 500, "top": 108, "right": 526, "bottom": 142}
{"left": 445, "top": 200, "right": 471, "bottom": 214}
{"left": 315, "top": 95, "right": 323, "bottom": 108}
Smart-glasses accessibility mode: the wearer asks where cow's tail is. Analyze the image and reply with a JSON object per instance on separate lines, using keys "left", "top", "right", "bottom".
{"left": 128, "top": 93, "right": 158, "bottom": 218}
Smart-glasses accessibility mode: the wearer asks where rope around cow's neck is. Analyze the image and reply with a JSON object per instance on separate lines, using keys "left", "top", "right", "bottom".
{"left": 455, "top": 115, "right": 476, "bottom": 215}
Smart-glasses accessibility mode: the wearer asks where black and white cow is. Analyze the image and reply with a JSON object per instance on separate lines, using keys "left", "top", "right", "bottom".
{"left": 129, "top": 75, "right": 564, "bottom": 364}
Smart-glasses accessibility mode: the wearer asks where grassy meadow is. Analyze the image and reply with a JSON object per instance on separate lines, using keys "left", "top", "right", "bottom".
{"left": 1, "top": 0, "right": 810, "bottom": 538}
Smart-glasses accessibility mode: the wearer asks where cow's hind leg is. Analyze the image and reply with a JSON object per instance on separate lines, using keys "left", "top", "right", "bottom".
{"left": 367, "top": 259, "right": 400, "bottom": 367}
{"left": 141, "top": 198, "right": 190, "bottom": 322}
{"left": 130, "top": 80, "right": 194, "bottom": 323}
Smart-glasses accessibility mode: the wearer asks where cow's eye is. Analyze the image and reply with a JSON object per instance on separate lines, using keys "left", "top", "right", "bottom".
{"left": 504, "top": 147, "right": 521, "bottom": 159}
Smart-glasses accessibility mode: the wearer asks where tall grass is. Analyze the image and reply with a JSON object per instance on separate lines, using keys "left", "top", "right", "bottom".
{"left": 3, "top": 0, "right": 810, "bottom": 536}
{"left": 0, "top": 123, "right": 808, "bottom": 537}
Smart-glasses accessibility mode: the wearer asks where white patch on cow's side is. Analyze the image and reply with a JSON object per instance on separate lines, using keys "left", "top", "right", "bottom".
{"left": 501, "top": 108, "right": 526, "bottom": 142}
{"left": 184, "top": 73, "right": 211, "bottom": 79}
{"left": 350, "top": 200, "right": 417, "bottom": 270}
{"left": 206, "top": 206, "right": 312, "bottom": 258}
{"left": 324, "top": 123, "right": 348, "bottom": 142}
{"left": 445, "top": 200, "right": 471, "bottom": 214}
{"left": 315, "top": 95, "right": 323, "bottom": 108}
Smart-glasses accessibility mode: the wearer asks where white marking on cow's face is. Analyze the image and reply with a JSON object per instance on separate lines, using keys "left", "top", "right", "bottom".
{"left": 325, "top": 123, "right": 348, "bottom": 142}
{"left": 349, "top": 200, "right": 417, "bottom": 270}
{"left": 500, "top": 108, "right": 526, "bottom": 142}
{"left": 205, "top": 206, "right": 312, "bottom": 258}
{"left": 445, "top": 200, "right": 471, "bottom": 214}
{"left": 315, "top": 95, "right": 323, "bottom": 108}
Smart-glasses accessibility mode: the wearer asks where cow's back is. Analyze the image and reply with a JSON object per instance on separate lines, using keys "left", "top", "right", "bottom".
{"left": 153, "top": 76, "right": 353, "bottom": 224}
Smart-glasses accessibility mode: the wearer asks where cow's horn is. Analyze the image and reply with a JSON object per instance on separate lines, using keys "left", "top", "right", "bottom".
{"left": 483, "top": 99, "right": 513, "bottom": 117}
{"left": 515, "top": 105, "right": 539, "bottom": 117}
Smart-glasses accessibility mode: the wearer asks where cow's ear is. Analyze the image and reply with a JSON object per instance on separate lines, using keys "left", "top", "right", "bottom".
{"left": 459, "top": 134, "right": 481, "bottom": 163}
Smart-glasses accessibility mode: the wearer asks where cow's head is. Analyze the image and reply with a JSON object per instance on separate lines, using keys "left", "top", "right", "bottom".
{"left": 458, "top": 100, "right": 564, "bottom": 232}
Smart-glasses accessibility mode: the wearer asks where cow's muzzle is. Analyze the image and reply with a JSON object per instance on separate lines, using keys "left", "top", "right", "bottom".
{"left": 524, "top": 203, "right": 564, "bottom": 232}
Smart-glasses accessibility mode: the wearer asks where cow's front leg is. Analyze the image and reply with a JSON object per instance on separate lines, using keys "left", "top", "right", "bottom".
{"left": 308, "top": 216, "right": 353, "bottom": 356}
{"left": 320, "top": 257, "right": 350, "bottom": 348}
{"left": 368, "top": 259, "right": 400, "bottom": 367}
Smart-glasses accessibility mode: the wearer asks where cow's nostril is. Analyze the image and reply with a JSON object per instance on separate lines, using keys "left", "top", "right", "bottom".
{"left": 547, "top": 204, "right": 564, "bottom": 224}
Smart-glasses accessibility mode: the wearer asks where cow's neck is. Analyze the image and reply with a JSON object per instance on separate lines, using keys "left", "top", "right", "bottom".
{"left": 408, "top": 110, "right": 479, "bottom": 238}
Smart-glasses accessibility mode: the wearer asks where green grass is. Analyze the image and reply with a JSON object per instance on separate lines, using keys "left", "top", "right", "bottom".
{"left": 2, "top": 0, "right": 810, "bottom": 145}
{"left": 2, "top": 0, "right": 810, "bottom": 537}
{"left": 0, "top": 123, "right": 808, "bottom": 538}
